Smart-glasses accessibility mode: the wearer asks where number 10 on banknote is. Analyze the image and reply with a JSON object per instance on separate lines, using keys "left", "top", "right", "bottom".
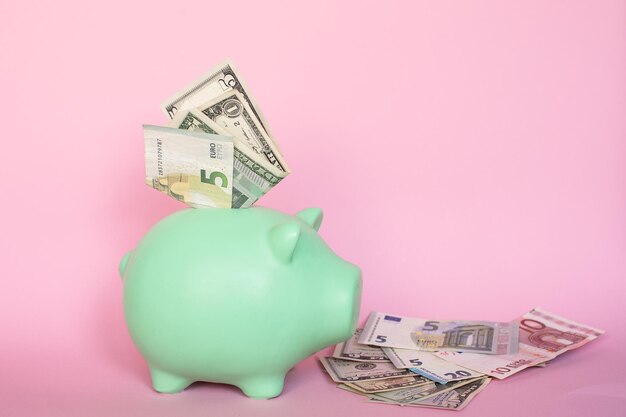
{"left": 359, "top": 312, "right": 519, "bottom": 355}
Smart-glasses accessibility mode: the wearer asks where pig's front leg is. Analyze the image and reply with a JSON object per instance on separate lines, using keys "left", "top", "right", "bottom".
{"left": 149, "top": 366, "right": 194, "bottom": 393}
{"left": 237, "top": 373, "right": 287, "bottom": 399}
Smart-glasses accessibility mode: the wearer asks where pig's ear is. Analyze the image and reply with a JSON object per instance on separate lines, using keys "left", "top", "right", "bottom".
{"left": 296, "top": 207, "right": 323, "bottom": 232}
{"left": 268, "top": 222, "right": 302, "bottom": 263}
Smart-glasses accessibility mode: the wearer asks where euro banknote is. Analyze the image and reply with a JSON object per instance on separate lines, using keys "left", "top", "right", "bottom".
{"left": 433, "top": 307, "right": 604, "bottom": 379}
{"left": 359, "top": 311, "right": 519, "bottom": 355}
{"left": 382, "top": 347, "right": 484, "bottom": 384}
{"left": 143, "top": 125, "right": 234, "bottom": 208}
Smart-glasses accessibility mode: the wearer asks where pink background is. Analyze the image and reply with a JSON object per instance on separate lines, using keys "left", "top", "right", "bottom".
{"left": 1, "top": 1, "right": 624, "bottom": 415}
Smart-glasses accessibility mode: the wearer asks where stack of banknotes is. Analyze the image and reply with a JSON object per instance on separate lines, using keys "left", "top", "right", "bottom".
{"left": 143, "top": 60, "right": 290, "bottom": 209}
{"left": 320, "top": 308, "right": 603, "bottom": 411}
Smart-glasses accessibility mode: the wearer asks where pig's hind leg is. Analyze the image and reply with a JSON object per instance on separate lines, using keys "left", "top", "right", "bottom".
{"left": 149, "top": 366, "right": 194, "bottom": 393}
{"left": 237, "top": 373, "right": 286, "bottom": 399}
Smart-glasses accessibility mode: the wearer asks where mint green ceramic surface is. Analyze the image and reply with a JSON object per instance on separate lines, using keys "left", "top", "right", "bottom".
{"left": 119, "top": 207, "right": 361, "bottom": 399}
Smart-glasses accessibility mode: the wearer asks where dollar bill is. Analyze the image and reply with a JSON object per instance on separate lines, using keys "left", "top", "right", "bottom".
{"left": 319, "top": 357, "right": 413, "bottom": 383}
{"left": 143, "top": 125, "right": 234, "bottom": 208}
{"left": 197, "top": 91, "right": 290, "bottom": 173}
{"left": 160, "top": 59, "right": 272, "bottom": 133}
{"left": 367, "top": 377, "right": 484, "bottom": 405}
{"left": 402, "top": 377, "right": 491, "bottom": 410}
{"left": 434, "top": 308, "right": 604, "bottom": 379}
{"left": 338, "top": 382, "right": 436, "bottom": 402}
{"left": 168, "top": 109, "right": 286, "bottom": 208}
{"left": 382, "top": 347, "right": 483, "bottom": 384}
{"left": 336, "top": 383, "right": 370, "bottom": 396}
{"left": 345, "top": 375, "right": 434, "bottom": 394}
{"left": 333, "top": 328, "right": 390, "bottom": 362}
{"left": 359, "top": 311, "right": 519, "bottom": 355}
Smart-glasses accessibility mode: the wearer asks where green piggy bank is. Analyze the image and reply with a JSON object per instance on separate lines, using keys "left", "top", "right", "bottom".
{"left": 119, "top": 207, "right": 361, "bottom": 399}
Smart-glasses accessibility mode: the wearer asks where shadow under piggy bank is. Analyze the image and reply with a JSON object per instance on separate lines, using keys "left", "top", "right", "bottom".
{"left": 119, "top": 207, "right": 361, "bottom": 399}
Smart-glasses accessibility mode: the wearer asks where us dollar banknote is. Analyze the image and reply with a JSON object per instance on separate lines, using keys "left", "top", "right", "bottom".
{"left": 366, "top": 377, "right": 484, "bottom": 405}
{"left": 168, "top": 109, "right": 286, "bottom": 208}
{"left": 333, "top": 328, "right": 390, "bottom": 362}
{"left": 382, "top": 347, "right": 484, "bottom": 384}
{"left": 434, "top": 308, "right": 604, "bottom": 380}
{"left": 197, "top": 91, "right": 290, "bottom": 173}
{"left": 143, "top": 125, "right": 234, "bottom": 208}
{"left": 319, "top": 357, "right": 413, "bottom": 383}
{"left": 401, "top": 377, "right": 491, "bottom": 410}
{"left": 160, "top": 59, "right": 272, "bottom": 133}
{"left": 344, "top": 375, "right": 434, "bottom": 394}
{"left": 359, "top": 312, "right": 519, "bottom": 355}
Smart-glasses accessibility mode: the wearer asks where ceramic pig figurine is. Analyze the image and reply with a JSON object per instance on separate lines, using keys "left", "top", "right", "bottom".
{"left": 119, "top": 207, "right": 361, "bottom": 399}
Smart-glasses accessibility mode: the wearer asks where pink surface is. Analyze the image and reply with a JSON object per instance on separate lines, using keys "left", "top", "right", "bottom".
{"left": 1, "top": 1, "right": 625, "bottom": 415}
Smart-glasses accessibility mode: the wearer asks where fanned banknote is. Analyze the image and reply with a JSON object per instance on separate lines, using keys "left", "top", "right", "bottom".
{"left": 333, "top": 328, "right": 390, "bottom": 362}
{"left": 359, "top": 311, "right": 519, "bottom": 354}
{"left": 382, "top": 347, "right": 483, "bottom": 384}
{"left": 327, "top": 308, "right": 602, "bottom": 410}
{"left": 143, "top": 125, "right": 234, "bottom": 208}
{"left": 155, "top": 59, "right": 290, "bottom": 208}
{"left": 434, "top": 308, "right": 604, "bottom": 379}
{"left": 167, "top": 109, "right": 286, "bottom": 208}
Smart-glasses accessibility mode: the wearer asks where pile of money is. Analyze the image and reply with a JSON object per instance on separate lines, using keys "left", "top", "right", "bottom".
{"left": 143, "top": 60, "right": 290, "bottom": 209}
{"left": 320, "top": 308, "right": 603, "bottom": 410}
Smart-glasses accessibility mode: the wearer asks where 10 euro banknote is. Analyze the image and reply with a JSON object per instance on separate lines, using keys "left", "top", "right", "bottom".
{"left": 433, "top": 307, "right": 604, "bottom": 379}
